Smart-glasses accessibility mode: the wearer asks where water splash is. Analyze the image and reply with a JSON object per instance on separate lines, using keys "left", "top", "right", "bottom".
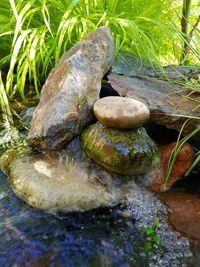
{"left": 126, "top": 185, "right": 192, "bottom": 266}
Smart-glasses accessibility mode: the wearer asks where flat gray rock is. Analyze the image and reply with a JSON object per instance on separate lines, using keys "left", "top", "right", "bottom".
{"left": 111, "top": 52, "right": 199, "bottom": 80}
{"left": 28, "top": 27, "right": 114, "bottom": 150}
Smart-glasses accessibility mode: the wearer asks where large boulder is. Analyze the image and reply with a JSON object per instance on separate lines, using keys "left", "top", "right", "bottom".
{"left": 108, "top": 74, "right": 200, "bottom": 143}
{"left": 80, "top": 122, "right": 160, "bottom": 175}
{"left": 28, "top": 27, "right": 114, "bottom": 150}
{"left": 0, "top": 138, "right": 138, "bottom": 213}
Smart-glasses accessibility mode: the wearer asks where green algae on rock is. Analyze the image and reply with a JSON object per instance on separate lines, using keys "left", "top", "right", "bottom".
{"left": 80, "top": 122, "right": 160, "bottom": 175}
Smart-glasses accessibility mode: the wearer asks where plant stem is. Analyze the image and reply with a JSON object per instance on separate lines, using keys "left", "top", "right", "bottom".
{"left": 180, "top": 0, "right": 191, "bottom": 63}
{"left": 180, "top": 0, "right": 196, "bottom": 64}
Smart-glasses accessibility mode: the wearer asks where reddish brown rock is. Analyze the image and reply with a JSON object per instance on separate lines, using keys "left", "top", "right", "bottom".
{"left": 93, "top": 96, "right": 150, "bottom": 128}
{"left": 159, "top": 191, "right": 200, "bottom": 241}
{"left": 148, "top": 142, "right": 194, "bottom": 192}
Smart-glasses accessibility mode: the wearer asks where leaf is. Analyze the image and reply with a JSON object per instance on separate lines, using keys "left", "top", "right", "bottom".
{"left": 0, "top": 71, "right": 13, "bottom": 125}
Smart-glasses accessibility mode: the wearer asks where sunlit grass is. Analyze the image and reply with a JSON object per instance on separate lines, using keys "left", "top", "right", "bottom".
{"left": 0, "top": 71, "right": 13, "bottom": 125}
{"left": 0, "top": 71, "right": 22, "bottom": 154}
{"left": 0, "top": 0, "right": 199, "bottom": 99}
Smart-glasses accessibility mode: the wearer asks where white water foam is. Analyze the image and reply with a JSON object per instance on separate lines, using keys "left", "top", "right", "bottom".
{"left": 126, "top": 184, "right": 192, "bottom": 267}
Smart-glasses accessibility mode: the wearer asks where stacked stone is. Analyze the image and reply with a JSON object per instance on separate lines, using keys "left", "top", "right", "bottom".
{"left": 80, "top": 96, "right": 161, "bottom": 175}
{"left": 93, "top": 96, "right": 150, "bottom": 129}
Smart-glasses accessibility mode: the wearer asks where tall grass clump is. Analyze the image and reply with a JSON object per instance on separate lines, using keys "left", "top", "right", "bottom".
{"left": 0, "top": 0, "right": 199, "bottom": 99}
{"left": 0, "top": 71, "right": 22, "bottom": 153}
{"left": 0, "top": 71, "right": 13, "bottom": 125}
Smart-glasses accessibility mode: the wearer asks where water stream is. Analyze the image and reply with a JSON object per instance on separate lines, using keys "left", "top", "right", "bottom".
{"left": 0, "top": 166, "right": 195, "bottom": 266}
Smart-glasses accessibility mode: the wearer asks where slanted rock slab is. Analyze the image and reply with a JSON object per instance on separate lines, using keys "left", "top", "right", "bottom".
{"left": 93, "top": 96, "right": 150, "bottom": 128}
{"left": 112, "top": 52, "right": 199, "bottom": 80}
{"left": 28, "top": 27, "right": 114, "bottom": 150}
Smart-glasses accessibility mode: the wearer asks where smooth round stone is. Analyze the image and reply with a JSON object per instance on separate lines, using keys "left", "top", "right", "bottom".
{"left": 80, "top": 122, "right": 160, "bottom": 175}
{"left": 93, "top": 96, "right": 150, "bottom": 128}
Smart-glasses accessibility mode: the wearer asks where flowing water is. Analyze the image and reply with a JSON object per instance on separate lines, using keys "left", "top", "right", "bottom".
{"left": 0, "top": 170, "right": 151, "bottom": 266}
{"left": 0, "top": 166, "right": 196, "bottom": 266}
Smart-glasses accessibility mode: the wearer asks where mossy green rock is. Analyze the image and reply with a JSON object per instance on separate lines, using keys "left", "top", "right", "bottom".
{"left": 80, "top": 122, "right": 160, "bottom": 175}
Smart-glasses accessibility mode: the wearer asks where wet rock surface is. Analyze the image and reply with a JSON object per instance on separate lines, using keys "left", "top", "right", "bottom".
{"left": 0, "top": 138, "right": 141, "bottom": 213}
{"left": 28, "top": 27, "right": 114, "bottom": 150}
{"left": 108, "top": 74, "right": 200, "bottom": 143}
{"left": 0, "top": 171, "right": 149, "bottom": 267}
{"left": 126, "top": 187, "right": 192, "bottom": 267}
{"left": 148, "top": 142, "right": 194, "bottom": 192}
{"left": 81, "top": 122, "right": 160, "bottom": 175}
{"left": 93, "top": 96, "right": 150, "bottom": 128}
{"left": 159, "top": 191, "right": 200, "bottom": 241}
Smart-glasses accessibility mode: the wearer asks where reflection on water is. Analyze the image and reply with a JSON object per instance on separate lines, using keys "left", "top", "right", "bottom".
{"left": 0, "top": 170, "right": 149, "bottom": 267}
{"left": 0, "top": 169, "right": 196, "bottom": 267}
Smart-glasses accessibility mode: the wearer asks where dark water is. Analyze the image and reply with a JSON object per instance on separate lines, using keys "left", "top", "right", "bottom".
{"left": 0, "top": 170, "right": 150, "bottom": 267}
{"left": 0, "top": 168, "right": 197, "bottom": 267}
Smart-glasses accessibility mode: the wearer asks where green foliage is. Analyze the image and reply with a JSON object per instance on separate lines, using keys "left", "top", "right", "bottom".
{"left": 0, "top": 0, "right": 199, "bottom": 99}
{"left": 141, "top": 218, "right": 162, "bottom": 260}
{"left": 0, "top": 71, "right": 27, "bottom": 156}
{"left": 0, "top": 126, "right": 21, "bottom": 156}
{"left": 0, "top": 71, "right": 13, "bottom": 125}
